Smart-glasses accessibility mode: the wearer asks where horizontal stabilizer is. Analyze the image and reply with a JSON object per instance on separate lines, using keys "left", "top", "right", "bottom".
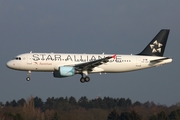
{"left": 150, "top": 57, "right": 172, "bottom": 64}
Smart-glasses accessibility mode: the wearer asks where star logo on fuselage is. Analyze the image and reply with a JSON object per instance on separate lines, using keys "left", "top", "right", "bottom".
{"left": 149, "top": 40, "right": 163, "bottom": 53}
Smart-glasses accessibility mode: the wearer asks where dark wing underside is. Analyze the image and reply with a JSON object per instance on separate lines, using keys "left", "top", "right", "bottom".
{"left": 74, "top": 54, "right": 116, "bottom": 71}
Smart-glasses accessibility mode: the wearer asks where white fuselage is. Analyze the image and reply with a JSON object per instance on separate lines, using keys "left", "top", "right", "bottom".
{"left": 6, "top": 29, "right": 172, "bottom": 82}
{"left": 6, "top": 53, "right": 172, "bottom": 73}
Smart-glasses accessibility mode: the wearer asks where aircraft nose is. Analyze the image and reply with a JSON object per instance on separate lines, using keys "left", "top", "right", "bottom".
{"left": 6, "top": 60, "right": 17, "bottom": 69}
{"left": 6, "top": 61, "right": 12, "bottom": 68}
{"left": 6, "top": 60, "right": 21, "bottom": 70}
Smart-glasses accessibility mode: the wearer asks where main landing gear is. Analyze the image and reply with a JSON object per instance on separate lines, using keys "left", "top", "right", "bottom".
{"left": 26, "top": 70, "right": 31, "bottom": 81}
{"left": 80, "top": 72, "right": 90, "bottom": 83}
{"left": 80, "top": 76, "right": 90, "bottom": 83}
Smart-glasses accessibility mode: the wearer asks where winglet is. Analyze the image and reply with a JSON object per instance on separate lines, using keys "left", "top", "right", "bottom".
{"left": 112, "top": 54, "right": 117, "bottom": 59}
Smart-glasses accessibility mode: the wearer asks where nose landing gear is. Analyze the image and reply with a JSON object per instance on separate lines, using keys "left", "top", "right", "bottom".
{"left": 26, "top": 71, "right": 31, "bottom": 81}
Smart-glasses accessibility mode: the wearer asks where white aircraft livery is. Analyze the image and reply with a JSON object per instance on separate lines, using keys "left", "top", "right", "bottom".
{"left": 6, "top": 29, "right": 173, "bottom": 83}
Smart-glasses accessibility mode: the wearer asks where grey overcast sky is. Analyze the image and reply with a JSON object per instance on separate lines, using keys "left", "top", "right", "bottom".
{"left": 0, "top": 1, "right": 179, "bottom": 106}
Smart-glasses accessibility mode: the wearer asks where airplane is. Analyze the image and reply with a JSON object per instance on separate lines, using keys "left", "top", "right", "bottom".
{"left": 6, "top": 29, "right": 173, "bottom": 83}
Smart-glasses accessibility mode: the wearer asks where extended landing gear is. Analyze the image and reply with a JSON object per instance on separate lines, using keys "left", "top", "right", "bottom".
{"left": 80, "top": 72, "right": 90, "bottom": 83}
{"left": 26, "top": 71, "right": 31, "bottom": 81}
{"left": 80, "top": 76, "right": 90, "bottom": 83}
{"left": 26, "top": 77, "right": 30, "bottom": 81}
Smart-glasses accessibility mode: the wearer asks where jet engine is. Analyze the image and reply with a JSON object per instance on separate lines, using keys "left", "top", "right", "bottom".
{"left": 53, "top": 66, "right": 75, "bottom": 78}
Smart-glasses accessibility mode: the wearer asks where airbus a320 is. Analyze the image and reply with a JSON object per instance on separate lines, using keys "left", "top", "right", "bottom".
{"left": 6, "top": 29, "right": 173, "bottom": 83}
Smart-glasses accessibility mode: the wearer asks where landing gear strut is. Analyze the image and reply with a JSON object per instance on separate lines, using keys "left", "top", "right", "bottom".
{"left": 26, "top": 71, "right": 31, "bottom": 81}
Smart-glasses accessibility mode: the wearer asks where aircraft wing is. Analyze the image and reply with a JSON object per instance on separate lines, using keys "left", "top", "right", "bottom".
{"left": 73, "top": 54, "right": 116, "bottom": 71}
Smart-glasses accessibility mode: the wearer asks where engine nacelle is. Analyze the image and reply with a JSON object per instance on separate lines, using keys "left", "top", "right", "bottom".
{"left": 53, "top": 66, "right": 75, "bottom": 78}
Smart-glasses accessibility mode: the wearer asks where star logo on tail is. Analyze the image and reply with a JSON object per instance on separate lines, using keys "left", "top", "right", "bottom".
{"left": 149, "top": 40, "right": 163, "bottom": 53}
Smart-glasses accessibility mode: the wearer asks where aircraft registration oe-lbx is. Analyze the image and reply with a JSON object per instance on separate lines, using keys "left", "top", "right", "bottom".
{"left": 6, "top": 29, "right": 173, "bottom": 83}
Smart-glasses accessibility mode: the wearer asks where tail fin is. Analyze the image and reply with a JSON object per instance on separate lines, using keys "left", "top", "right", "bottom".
{"left": 138, "top": 29, "right": 170, "bottom": 56}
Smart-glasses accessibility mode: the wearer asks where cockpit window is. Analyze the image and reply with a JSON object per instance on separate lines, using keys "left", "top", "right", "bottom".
{"left": 14, "top": 57, "right": 21, "bottom": 60}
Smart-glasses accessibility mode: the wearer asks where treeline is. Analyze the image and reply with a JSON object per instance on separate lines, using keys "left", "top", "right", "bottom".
{"left": 0, "top": 96, "right": 180, "bottom": 120}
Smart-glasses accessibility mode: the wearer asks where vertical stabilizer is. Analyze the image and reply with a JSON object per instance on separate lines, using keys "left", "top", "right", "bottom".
{"left": 138, "top": 29, "right": 170, "bottom": 56}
